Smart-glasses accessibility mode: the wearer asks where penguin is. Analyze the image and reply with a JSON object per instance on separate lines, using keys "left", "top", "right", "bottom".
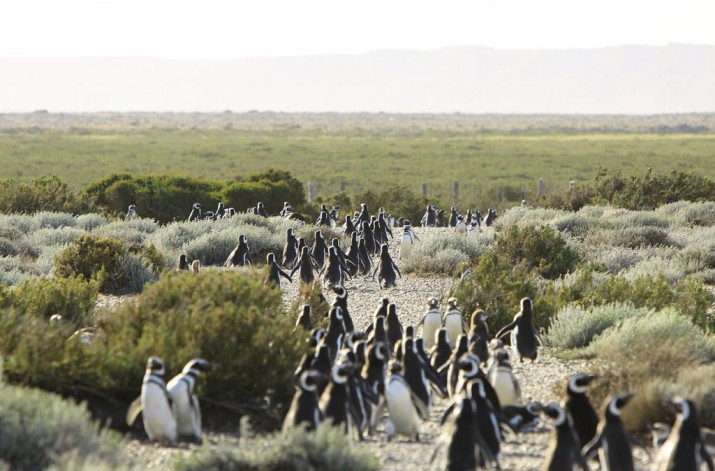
{"left": 385, "top": 360, "right": 421, "bottom": 441}
{"left": 283, "top": 369, "right": 324, "bottom": 431}
{"left": 316, "top": 209, "right": 331, "bottom": 227}
{"left": 294, "top": 305, "right": 313, "bottom": 332}
{"left": 502, "top": 401, "right": 543, "bottom": 433}
{"left": 651, "top": 422, "right": 715, "bottom": 456}
{"left": 565, "top": 373, "right": 599, "bottom": 448}
{"left": 357, "top": 203, "right": 370, "bottom": 225}
{"left": 320, "top": 246, "right": 349, "bottom": 290}
{"left": 436, "top": 208, "right": 446, "bottom": 227}
{"left": 495, "top": 297, "right": 538, "bottom": 363}
{"left": 190, "top": 260, "right": 200, "bottom": 273}
{"left": 126, "top": 204, "right": 138, "bottom": 220}
{"left": 126, "top": 357, "right": 177, "bottom": 445}
{"left": 467, "top": 309, "right": 490, "bottom": 366}
{"left": 332, "top": 287, "right": 354, "bottom": 333}
{"left": 319, "top": 362, "right": 358, "bottom": 438}
{"left": 445, "top": 334, "right": 469, "bottom": 397}
{"left": 323, "top": 306, "right": 346, "bottom": 359}
{"left": 466, "top": 221, "right": 480, "bottom": 237}
{"left": 448, "top": 206, "right": 458, "bottom": 227}
{"left": 415, "top": 337, "right": 448, "bottom": 399}
{"left": 188, "top": 202, "right": 201, "bottom": 222}
{"left": 343, "top": 214, "right": 356, "bottom": 236}
{"left": 542, "top": 402, "right": 589, "bottom": 471}
{"left": 386, "top": 303, "right": 404, "bottom": 352}
{"left": 329, "top": 206, "right": 340, "bottom": 226}
{"left": 421, "top": 205, "right": 436, "bottom": 227}
{"left": 488, "top": 348, "right": 521, "bottom": 407}
{"left": 465, "top": 378, "right": 502, "bottom": 469}
{"left": 485, "top": 208, "right": 497, "bottom": 227}
{"left": 455, "top": 215, "right": 467, "bottom": 234}
{"left": 330, "top": 238, "right": 350, "bottom": 270}
{"left": 401, "top": 338, "right": 431, "bottom": 419}
{"left": 582, "top": 392, "right": 636, "bottom": 471}
{"left": 256, "top": 201, "right": 268, "bottom": 218}
{"left": 290, "top": 246, "right": 316, "bottom": 286}
{"left": 377, "top": 211, "right": 393, "bottom": 240}
{"left": 310, "top": 229, "right": 329, "bottom": 271}
{"left": 474, "top": 208, "right": 483, "bottom": 226}
{"left": 372, "top": 243, "right": 401, "bottom": 288}
{"left": 345, "top": 232, "right": 360, "bottom": 277}
{"left": 310, "top": 343, "right": 333, "bottom": 396}
{"left": 420, "top": 297, "right": 442, "bottom": 351}
{"left": 282, "top": 228, "right": 298, "bottom": 269}
{"left": 356, "top": 237, "right": 372, "bottom": 276}
{"left": 177, "top": 254, "right": 190, "bottom": 271}
{"left": 466, "top": 208, "right": 473, "bottom": 225}
{"left": 443, "top": 297, "right": 464, "bottom": 349}
{"left": 430, "top": 328, "right": 453, "bottom": 375}
{"left": 215, "top": 202, "right": 226, "bottom": 219}
{"left": 398, "top": 224, "right": 417, "bottom": 260}
{"left": 279, "top": 201, "right": 291, "bottom": 217}
{"left": 654, "top": 397, "right": 714, "bottom": 471}
{"left": 361, "top": 221, "right": 377, "bottom": 255}
{"left": 265, "top": 252, "right": 292, "bottom": 289}
{"left": 166, "top": 358, "right": 211, "bottom": 443}
{"left": 341, "top": 349, "right": 375, "bottom": 437}
{"left": 367, "top": 315, "right": 388, "bottom": 347}
{"left": 224, "top": 235, "right": 251, "bottom": 268}
{"left": 225, "top": 207, "right": 236, "bottom": 218}
{"left": 362, "top": 342, "right": 389, "bottom": 434}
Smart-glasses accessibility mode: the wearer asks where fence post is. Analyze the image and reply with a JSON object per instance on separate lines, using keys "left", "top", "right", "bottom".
{"left": 307, "top": 181, "right": 315, "bottom": 203}
{"left": 422, "top": 183, "right": 428, "bottom": 197}
{"left": 538, "top": 179, "right": 545, "bottom": 198}
{"left": 452, "top": 181, "right": 459, "bottom": 200}
{"left": 339, "top": 181, "right": 346, "bottom": 193}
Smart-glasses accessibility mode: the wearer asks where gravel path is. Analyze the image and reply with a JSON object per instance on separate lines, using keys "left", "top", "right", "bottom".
{"left": 121, "top": 227, "right": 655, "bottom": 470}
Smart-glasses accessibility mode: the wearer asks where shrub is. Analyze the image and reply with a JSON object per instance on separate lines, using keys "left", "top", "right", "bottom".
{"left": 28, "top": 226, "right": 85, "bottom": 248}
{"left": 175, "top": 425, "right": 379, "bottom": 471}
{"left": 75, "top": 213, "right": 108, "bottom": 231}
{"left": 402, "top": 231, "right": 490, "bottom": 275}
{"left": 536, "top": 184, "right": 596, "bottom": 211}
{"left": 0, "top": 238, "right": 17, "bottom": 257}
{"left": 183, "top": 224, "right": 282, "bottom": 267}
{"left": 0, "top": 176, "right": 91, "bottom": 215}
{"left": 0, "top": 384, "right": 126, "bottom": 471}
{"left": 658, "top": 200, "right": 715, "bottom": 226}
{"left": 584, "top": 226, "right": 674, "bottom": 249}
{"left": 494, "top": 225, "right": 579, "bottom": 279}
{"left": 33, "top": 211, "right": 78, "bottom": 229}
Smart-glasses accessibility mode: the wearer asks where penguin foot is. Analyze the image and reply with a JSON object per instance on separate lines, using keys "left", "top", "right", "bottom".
{"left": 415, "top": 433, "right": 420, "bottom": 442}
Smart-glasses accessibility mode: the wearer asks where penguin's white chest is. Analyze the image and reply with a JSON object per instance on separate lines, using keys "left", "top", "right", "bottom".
{"left": 455, "top": 222, "right": 467, "bottom": 234}
{"left": 385, "top": 379, "right": 420, "bottom": 437}
{"left": 444, "top": 313, "right": 463, "bottom": 348}
{"left": 489, "top": 367, "right": 520, "bottom": 407}
{"left": 142, "top": 381, "right": 177, "bottom": 443}
{"left": 400, "top": 234, "right": 413, "bottom": 258}
{"left": 422, "top": 312, "right": 442, "bottom": 350}
{"left": 167, "top": 377, "right": 201, "bottom": 439}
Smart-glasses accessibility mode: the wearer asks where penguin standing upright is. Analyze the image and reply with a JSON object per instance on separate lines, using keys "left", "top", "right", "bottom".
{"left": 215, "top": 202, "right": 226, "bottom": 219}
{"left": 265, "top": 253, "right": 292, "bottom": 289}
{"left": 495, "top": 297, "right": 538, "bottom": 363}
{"left": 357, "top": 203, "right": 370, "bottom": 225}
{"left": 294, "top": 305, "right": 313, "bottom": 332}
{"left": 188, "top": 203, "right": 202, "bottom": 222}
{"left": 126, "top": 357, "right": 177, "bottom": 445}
{"left": 465, "top": 378, "right": 502, "bottom": 469}
{"left": 345, "top": 232, "right": 360, "bottom": 277}
{"left": 166, "top": 358, "right": 211, "bottom": 443}
{"left": 290, "top": 246, "right": 316, "bottom": 286}
{"left": 356, "top": 237, "right": 372, "bottom": 276}
{"left": 420, "top": 297, "right": 442, "bottom": 351}
{"left": 582, "top": 392, "right": 636, "bottom": 471}
{"left": 386, "top": 303, "right": 404, "bottom": 352}
{"left": 443, "top": 297, "right": 464, "bottom": 348}
{"left": 282, "top": 228, "right": 298, "bottom": 269}
{"left": 320, "top": 362, "right": 358, "bottom": 438}
{"left": 401, "top": 338, "right": 431, "bottom": 419}
{"left": 385, "top": 360, "right": 421, "bottom": 441}
{"left": 127, "top": 204, "right": 138, "bottom": 220}
{"left": 398, "top": 225, "right": 418, "bottom": 260}
{"left": 564, "top": 373, "right": 599, "bottom": 448}
{"left": 283, "top": 369, "right": 324, "bottom": 431}
{"left": 654, "top": 397, "right": 714, "bottom": 471}
{"left": 362, "top": 342, "right": 389, "bottom": 433}
{"left": 467, "top": 309, "right": 490, "bottom": 365}
{"left": 433, "top": 396, "right": 494, "bottom": 471}
{"left": 323, "top": 306, "right": 346, "bottom": 362}
{"left": 445, "top": 335, "right": 469, "bottom": 397}
{"left": 225, "top": 235, "right": 251, "bottom": 268}
{"left": 321, "top": 246, "right": 350, "bottom": 290}
{"left": 361, "top": 221, "right": 377, "bottom": 255}
{"left": 311, "top": 230, "right": 329, "bottom": 271}
{"left": 256, "top": 201, "right": 268, "bottom": 218}
{"left": 455, "top": 215, "right": 467, "bottom": 234}
{"left": 449, "top": 206, "right": 458, "bottom": 227}
{"left": 373, "top": 244, "right": 401, "bottom": 288}
{"left": 421, "top": 205, "right": 436, "bottom": 227}
{"left": 430, "top": 328, "right": 452, "bottom": 374}
{"left": 332, "top": 287, "right": 354, "bottom": 333}
{"left": 177, "top": 254, "right": 190, "bottom": 271}
{"left": 343, "top": 214, "right": 356, "bottom": 236}
{"left": 488, "top": 348, "right": 521, "bottom": 407}
{"left": 542, "top": 402, "right": 589, "bottom": 471}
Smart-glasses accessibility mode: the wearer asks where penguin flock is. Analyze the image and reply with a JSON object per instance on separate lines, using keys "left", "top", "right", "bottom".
{"left": 420, "top": 204, "right": 498, "bottom": 235}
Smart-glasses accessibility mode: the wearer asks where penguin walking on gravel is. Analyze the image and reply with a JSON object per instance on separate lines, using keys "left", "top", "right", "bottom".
{"left": 332, "top": 287, "right": 354, "bottom": 333}
{"left": 542, "top": 402, "right": 589, "bottom": 471}
{"left": 420, "top": 297, "right": 442, "bottom": 351}
{"left": 444, "top": 335, "right": 469, "bottom": 397}
{"left": 362, "top": 342, "right": 389, "bottom": 434}
{"left": 565, "top": 373, "right": 599, "bottom": 448}
{"left": 357, "top": 203, "right": 370, "bottom": 225}
{"left": 488, "top": 348, "right": 521, "bottom": 408}
{"left": 430, "top": 328, "right": 453, "bottom": 376}
{"left": 385, "top": 360, "right": 421, "bottom": 441}
{"left": 311, "top": 230, "right": 329, "bottom": 271}
{"left": 495, "top": 297, "right": 538, "bottom": 363}
{"left": 266, "top": 252, "right": 292, "bottom": 289}
{"left": 654, "top": 397, "right": 714, "bottom": 471}
{"left": 167, "top": 358, "right": 211, "bottom": 444}
{"left": 443, "top": 297, "right": 465, "bottom": 349}
{"left": 465, "top": 378, "right": 503, "bottom": 469}
{"left": 386, "top": 303, "right": 404, "bottom": 352}
{"left": 401, "top": 338, "right": 432, "bottom": 419}
{"left": 343, "top": 214, "right": 356, "bottom": 236}
{"left": 373, "top": 244, "right": 401, "bottom": 288}
{"left": 398, "top": 224, "right": 418, "bottom": 259}
{"left": 290, "top": 246, "right": 317, "bottom": 286}
{"left": 320, "top": 362, "right": 359, "bottom": 439}
{"left": 467, "top": 309, "right": 490, "bottom": 366}
{"left": 323, "top": 306, "right": 346, "bottom": 362}
{"left": 294, "top": 305, "right": 313, "bottom": 332}
{"left": 282, "top": 228, "right": 298, "bottom": 269}
{"left": 357, "top": 237, "right": 372, "bottom": 276}
{"left": 225, "top": 235, "right": 251, "bottom": 268}
{"left": 582, "top": 392, "right": 637, "bottom": 471}
{"left": 126, "top": 357, "right": 177, "bottom": 445}
{"left": 321, "top": 246, "right": 351, "bottom": 290}
{"left": 283, "top": 369, "right": 324, "bottom": 431}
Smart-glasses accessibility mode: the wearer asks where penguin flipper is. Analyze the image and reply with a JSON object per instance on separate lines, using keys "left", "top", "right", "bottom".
{"left": 495, "top": 320, "right": 516, "bottom": 340}
{"left": 126, "top": 396, "right": 143, "bottom": 426}
{"left": 581, "top": 435, "right": 601, "bottom": 461}
{"left": 627, "top": 434, "right": 652, "bottom": 458}
{"left": 701, "top": 442, "right": 715, "bottom": 471}
{"left": 440, "top": 402, "right": 456, "bottom": 425}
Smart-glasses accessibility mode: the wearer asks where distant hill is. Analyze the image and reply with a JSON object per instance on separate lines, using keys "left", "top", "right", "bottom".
{"left": 1, "top": 44, "right": 714, "bottom": 113}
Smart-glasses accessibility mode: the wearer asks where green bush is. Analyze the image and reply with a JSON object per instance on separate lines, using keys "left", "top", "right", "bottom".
{"left": 0, "top": 384, "right": 126, "bottom": 471}
{"left": 175, "top": 425, "right": 379, "bottom": 471}
{"left": 0, "top": 176, "right": 91, "bottom": 215}
{"left": 495, "top": 225, "right": 579, "bottom": 279}
{"left": 402, "top": 231, "right": 490, "bottom": 275}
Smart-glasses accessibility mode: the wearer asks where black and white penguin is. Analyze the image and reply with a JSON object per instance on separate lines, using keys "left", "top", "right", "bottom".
{"left": 421, "top": 205, "right": 436, "bottom": 227}
{"left": 367, "top": 315, "right": 389, "bottom": 347}
{"left": 319, "top": 362, "right": 358, "bottom": 438}
{"left": 126, "top": 357, "right": 177, "bottom": 445}
{"left": 177, "top": 254, "right": 190, "bottom": 271}
{"left": 256, "top": 201, "right": 268, "bottom": 218}
{"left": 279, "top": 201, "right": 291, "bottom": 217}
{"left": 361, "top": 342, "right": 389, "bottom": 434}
{"left": 294, "top": 305, "right": 313, "bottom": 332}
{"left": 455, "top": 215, "right": 467, "bottom": 234}
{"left": 167, "top": 358, "right": 211, "bottom": 443}
{"left": 467, "top": 309, "right": 490, "bottom": 366}
{"left": 356, "top": 237, "right": 372, "bottom": 276}
{"left": 565, "top": 373, "right": 599, "bottom": 448}
{"left": 191, "top": 259, "right": 200, "bottom": 273}
{"left": 542, "top": 402, "right": 589, "bottom": 471}
{"left": 465, "top": 378, "right": 502, "bottom": 469}
{"left": 495, "top": 297, "right": 538, "bottom": 363}
{"left": 421, "top": 297, "right": 442, "bottom": 351}
{"left": 188, "top": 202, "right": 201, "bottom": 222}
{"left": 485, "top": 208, "right": 497, "bottom": 227}
{"left": 436, "top": 208, "right": 446, "bottom": 227}
{"left": 332, "top": 287, "right": 354, "bottom": 333}
{"left": 385, "top": 360, "right": 421, "bottom": 441}
{"left": 204, "top": 210, "right": 216, "bottom": 220}
{"left": 343, "top": 214, "right": 356, "bottom": 236}
{"left": 321, "top": 246, "right": 350, "bottom": 290}
{"left": 448, "top": 206, "right": 458, "bottom": 227}
{"left": 466, "top": 221, "right": 480, "bottom": 238}
{"left": 398, "top": 224, "right": 418, "bottom": 260}
{"left": 311, "top": 229, "right": 329, "bottom": 271}
{"left": 582, "top": 392, "right": 636, "bottom": 471}
{"left": 474, "top": 208, "right": 483, "bottom": 226}
{"left": 329, "top": 206, "right": 340, "bottom": 226}
{"left": 430, "top": 328, "right": 453, "bottom": 376}
{"left": 341, "top": 350, "right": 375, "bottom": 437}
{"left": 503, "top": 401, "right": 543, "bottom": 433}
{"left": 487, "top": 348, "right": 521, "bottom": 408}
{"left": 654, "top": 397, "right": 714, "bottom": 471}
{"left": 444, "top": 334, "right": 469, "bottom": 396}
{"left": 433, "top": 396, "right": 495, "bottom": 471}
{"left": 290, "top": 246, "right": 316, "bottom": 286}
{"left": 316, "top": 209, "right": 331, "bottom": 227}
{"left": 282, "top": 228, "right": 298, "bottom": 269}
{"left": 224, "top": 235, "right": 251, "bottom": 268}
{"left": 283, "top": 369, "right": 324, "bottom": 431}
{"left": 361, "top": 221, "right": 377, "bottom": 255}
{"left": 401, "top": 338, "right": 431, "bottom": 419}
{"left": 415, "top": 337, "right": 448, "bottom": 399}
{"left": 310, "top": 343, "right": 333, "bottom": 396}
{"left": 323, "top": 306, "right": 346, "bottom": 362}
{"left": 126, "top": 204, "right": 138, "bottom": 220}
{"left": 443, "top": 297, "right": 464, "bottom": 349}
{"left": 466, "top": 208, "right": 472, "bottom": 225}
{"left": 377, "top": 211, "right": 393, "bottom": 241}
{"left": 373, "top": 244, "right": 401, "bottom": 288}
{"left": 357, "top": 203, "right": 370, "bottom": 225}
{"left": 266, "top": 252, "right": 292, "bottom": 289}
{"left": 386, "top": 303, "right": 404, "bottom": 352}
{"left": 345, "top": 232, "right": 360, "bottom": 277}
{"left": 215, "top": 202, "right": 226, "bottom": 219}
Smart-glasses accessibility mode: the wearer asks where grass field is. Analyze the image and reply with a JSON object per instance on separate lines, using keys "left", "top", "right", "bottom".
{"left": 1, "top": 112, "right": 714, "bottom": 208}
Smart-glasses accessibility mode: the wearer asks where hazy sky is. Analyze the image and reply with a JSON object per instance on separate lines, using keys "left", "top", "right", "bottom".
{"left": 1, "top": 0, "right": 713, "bottom": 59}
